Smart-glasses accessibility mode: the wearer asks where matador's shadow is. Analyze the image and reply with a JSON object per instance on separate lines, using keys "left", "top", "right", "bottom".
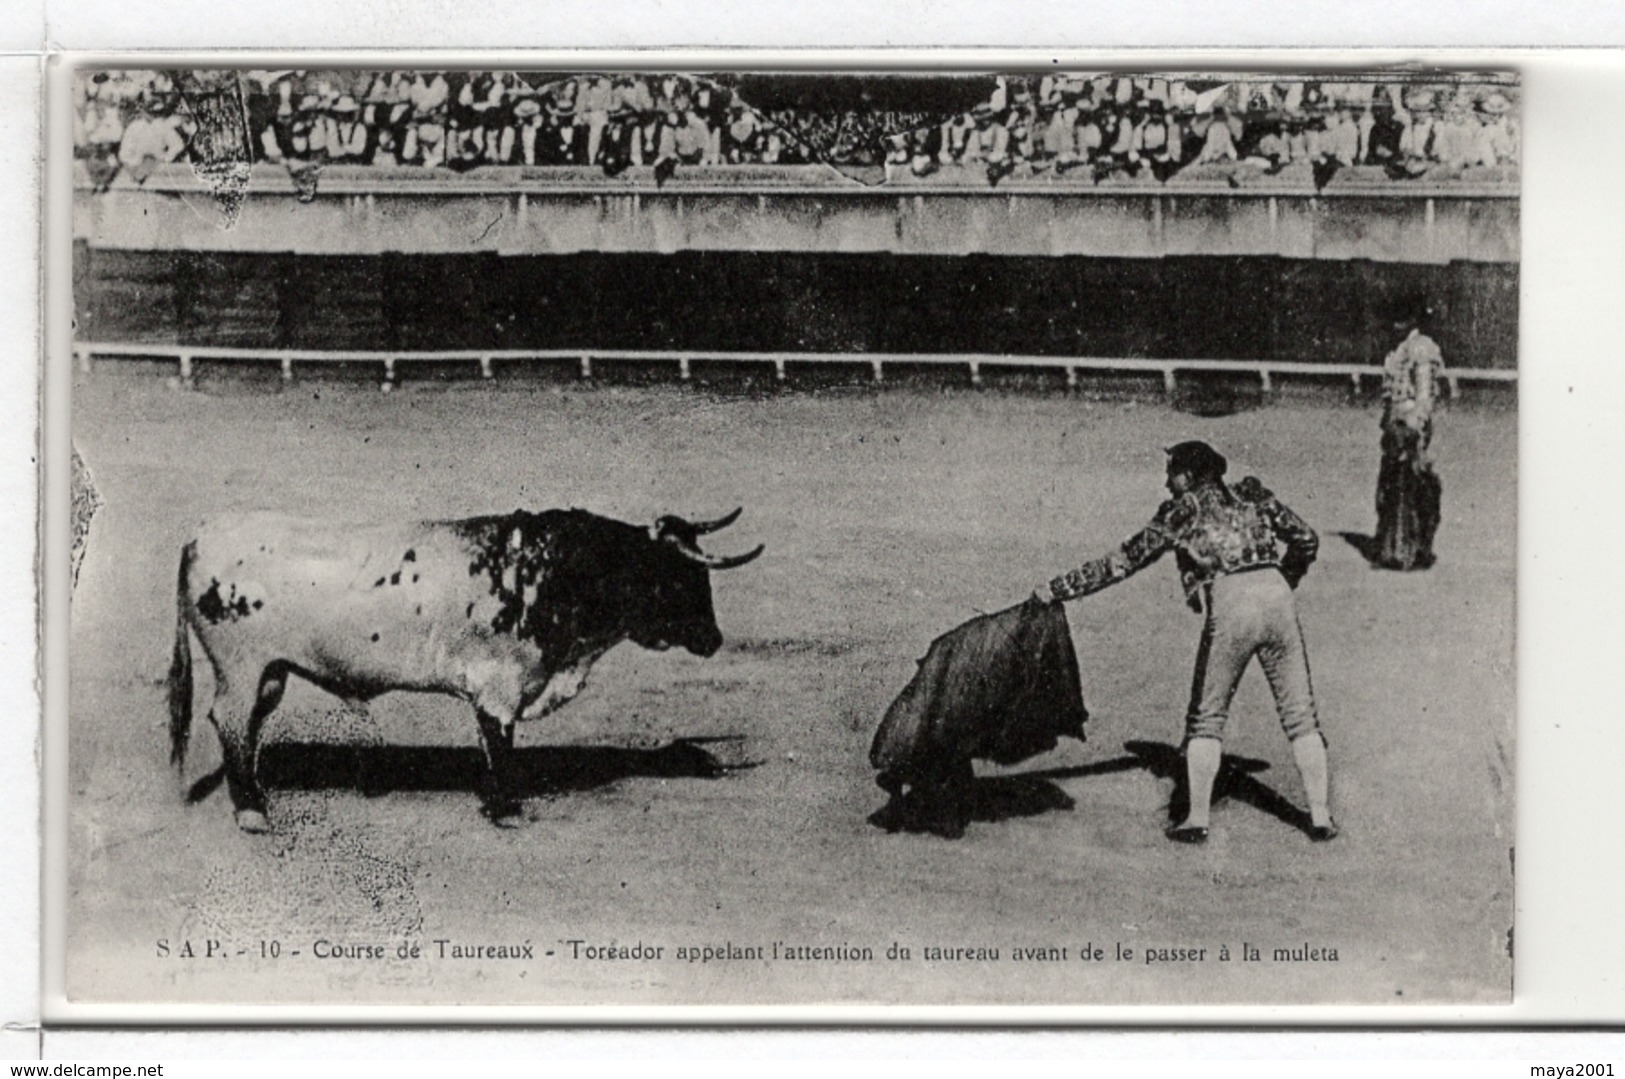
{"left": 867, "top": 739, "right": 1310, "bottom": 838}
{"left": 1336, "top": 530, "right": 1383, "bottom": 567}
{"left": 1120, "top": 739, "right": 1313, "bottom": 832}
{"left": 1337, "top": 529, "right": 1436, "bottom": 573}
{"left": 867, "top": 769, "right": 1087, "bottom": 837}
{"left": 867, "top": 752, "right": 1138, "bottom": 839}
{"left": 187, "top": 736, "right": 749, "bottom": 805}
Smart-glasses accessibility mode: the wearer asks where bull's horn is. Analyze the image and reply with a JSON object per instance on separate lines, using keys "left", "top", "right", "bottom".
{"left": 672, "top": 542, "right": 765, "bottom": 570}
{"left": 689, "top": 507, "right": 743, "bottom": 535}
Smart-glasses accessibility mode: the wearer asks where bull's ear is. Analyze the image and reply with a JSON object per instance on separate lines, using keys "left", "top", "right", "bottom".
{"left": 650, "top": 515, "right": 683, "bottom": 542}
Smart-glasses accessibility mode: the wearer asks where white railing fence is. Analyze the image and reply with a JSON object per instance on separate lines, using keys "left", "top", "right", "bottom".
{"left": 72, "top": 342, "right": 1517, "bottom": 399}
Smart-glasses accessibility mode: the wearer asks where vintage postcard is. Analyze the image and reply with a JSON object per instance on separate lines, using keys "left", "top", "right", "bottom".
{"left": 55, "top": 60, "right": 1517, "bottom": 1011}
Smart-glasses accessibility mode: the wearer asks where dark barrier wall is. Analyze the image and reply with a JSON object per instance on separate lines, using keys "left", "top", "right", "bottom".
{"left": 76, "top": 246, "right": 1520, "bottom": 369}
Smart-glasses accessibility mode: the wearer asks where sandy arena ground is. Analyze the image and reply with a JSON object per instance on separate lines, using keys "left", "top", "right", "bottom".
{"left": 65, "top": 372, "right": 1515, "bottom": 1008}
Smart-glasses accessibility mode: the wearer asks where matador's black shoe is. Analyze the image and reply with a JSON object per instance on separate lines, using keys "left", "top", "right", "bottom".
{"left": 1165, "top": 824, "right": 1209, "bottom": 845}
{"left": 1309, "top": 820, "right": 1341, "bottom": 843}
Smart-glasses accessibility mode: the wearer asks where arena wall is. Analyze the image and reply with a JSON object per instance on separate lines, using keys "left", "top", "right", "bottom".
{"left": 74, "top": 246, "right": 1519, "bottom": 371}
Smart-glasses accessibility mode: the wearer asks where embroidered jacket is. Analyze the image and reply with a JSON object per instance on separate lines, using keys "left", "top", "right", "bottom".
{"left": 1044, "top": 477, "right": 1318, "bottom": 611}
{"left": 1382, "top": 329, "right": 1444, "bottom": 423}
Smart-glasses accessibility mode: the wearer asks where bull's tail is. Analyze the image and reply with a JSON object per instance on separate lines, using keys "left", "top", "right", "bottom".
{"left": 168, "top": 541, "right": 196, "bottom": 768}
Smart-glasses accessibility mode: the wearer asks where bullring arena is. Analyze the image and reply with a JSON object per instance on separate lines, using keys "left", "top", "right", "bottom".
{"left": 64, "top": 67, "right": 1517, "bottom": 1009}
{"left": 68, "top": 368, "right": 1514, "bottom": 1006}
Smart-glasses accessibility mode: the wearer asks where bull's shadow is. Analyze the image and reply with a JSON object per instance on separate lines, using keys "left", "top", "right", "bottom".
{"left": 187, "top": 737, "right": 746, "bottom": 805}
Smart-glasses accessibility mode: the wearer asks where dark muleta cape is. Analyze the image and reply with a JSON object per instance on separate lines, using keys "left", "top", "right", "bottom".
{"left": 871, "top": 598, "right": 1088, "bottom": 807}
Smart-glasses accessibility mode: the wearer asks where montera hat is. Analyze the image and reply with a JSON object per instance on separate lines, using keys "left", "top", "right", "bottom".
{"left": 1388, "top": 288, "right": 1433, "bottom": 324}
{"left": 1165, "top": 440, "right": 1228, "bottom": 480}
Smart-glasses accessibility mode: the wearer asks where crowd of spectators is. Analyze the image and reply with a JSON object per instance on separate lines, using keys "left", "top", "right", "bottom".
{"left": 75, "top": 70, "right": 1521, "bottom": 188}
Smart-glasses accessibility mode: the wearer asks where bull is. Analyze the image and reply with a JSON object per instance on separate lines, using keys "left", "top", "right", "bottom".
{"left": 167, "top": 506, "right": 763, "bottom": 832}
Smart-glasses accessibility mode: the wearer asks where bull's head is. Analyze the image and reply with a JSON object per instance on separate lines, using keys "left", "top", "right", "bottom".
{"left": 651, "top": 507, "right": 765, "bottom": 570}
{"left": 634, "top": 508, "right": 764, "bottom": 657}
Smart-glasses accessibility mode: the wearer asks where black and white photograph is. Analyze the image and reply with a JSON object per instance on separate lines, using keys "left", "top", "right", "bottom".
{"left": 60, "top": 62, "right": 1518, "bottom": 1009}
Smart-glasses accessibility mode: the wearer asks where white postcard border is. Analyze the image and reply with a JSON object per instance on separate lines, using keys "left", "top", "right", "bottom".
{"left": 22, "top": 45, "right": 1625, "bottom": 1033}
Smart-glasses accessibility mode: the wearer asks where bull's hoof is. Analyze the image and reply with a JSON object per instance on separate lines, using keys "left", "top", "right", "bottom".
{"left": 481, "top": 801, "right": 525, "bottom": 828}
{"left": 234, "top": 808, "right": 272, "bottom": 834}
